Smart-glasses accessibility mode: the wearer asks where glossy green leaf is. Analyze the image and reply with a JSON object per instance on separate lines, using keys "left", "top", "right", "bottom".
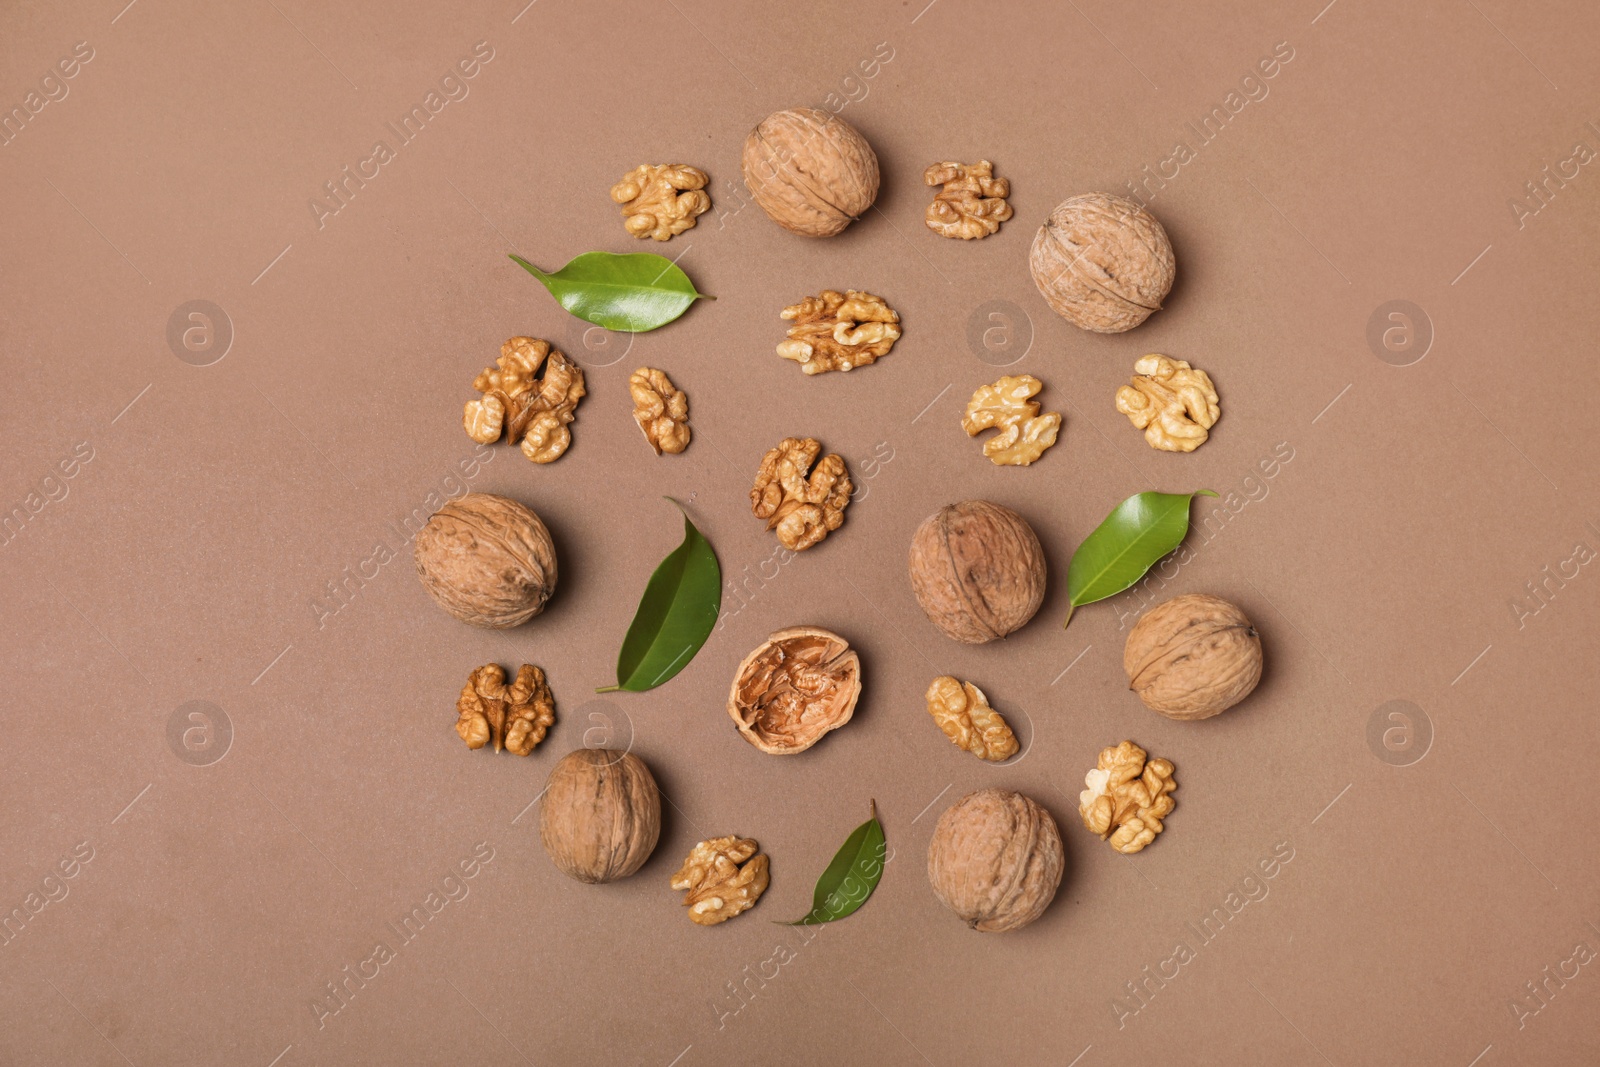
{"left": 509, "top": 251, "right": 711, "bottom": 332}
{"left": 1063, "top": 490, "right": 1217, "bottom": 628}
{"left": 784, "top": 802, "right": 887, "bottom": 926}
{"left": 598, "top": 501, "right": 721, "bottom": 693}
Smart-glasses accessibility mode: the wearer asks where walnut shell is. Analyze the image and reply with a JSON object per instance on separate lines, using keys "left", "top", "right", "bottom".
{"left": 413, "top": 493, "right": 557, "bottom": 628}
{"left": 1124, "top": 593, "right": 1262, "bottom": 720}
{"left": 741, "top": 107, "right": 880, "bottom": 237}
{"left": 908, "top": 501, "right": 1046, "bottom": 644}
{"left": 1029, "top": 193, "right": 1175, "bottom": 333}
{"left": 927, "top": 789, "right": 1064, "bottom": 933}
{"left": 538, "top": 748, "right": 661, "bottom": 884}
{"left": 727, "top": 626, "right": 861, "bottom": 755}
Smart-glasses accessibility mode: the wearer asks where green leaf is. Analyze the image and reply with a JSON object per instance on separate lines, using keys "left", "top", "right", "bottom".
{"left": 1063, "top": 490, "right": 1218, "bottom": 628}
{"left": 784, "top": 801, "right": 887, "bottom": 926}
{"left": 598, "top": 500, "right": 721, "bottom": 693}
{"left": 509, "top": 251, "right": 711, "bottom": 332}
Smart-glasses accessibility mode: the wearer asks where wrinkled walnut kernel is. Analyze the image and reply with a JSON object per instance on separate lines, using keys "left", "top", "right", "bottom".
{"left": 924, "top": 160, "right": 1013, "bottom": 240}
{"left": 925, "top": 676, "right": 1019, "bottom": 761}
{"left": 629, "top": 367, "right": 691, "bottom": 455}
{"left": 671, "top": 836, "right": 770, "bottom": 925}
{"left": 776, "top": 290, "right": 901, "bottom": 374}
{"left": 463, "top": 337, "right": 586, "bottom": 463}
{"left": 963, "top": 375, "right": 1062, "bottom": 466}
{"left": 1078, "top": 740, "right": 1176, "bottom": 854}
{"left": 750, "top": 437, "right": 852, "bottom": 551}
{"left": 1115, "top": 354, "right": 1219, "bottom": 453}
{"left": 610, "top": 164, "right": 711, "bottom": 241}
{"left": 456, "top": 663, "right": 555, "bottom": 756}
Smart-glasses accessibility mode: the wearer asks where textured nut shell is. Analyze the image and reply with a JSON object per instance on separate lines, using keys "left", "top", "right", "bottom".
{"left": 413, "top": 493, "right": 557, "bottom": 628}
{"left": 741, "top": 107, "right": 880, "bottom": 237}
{"left": 727, "top": 626, "right": 861, "bottom": 754}
{"left": 1029, "top": 193, "right": 1175, "bottom": 333}
{"left": 539, "top": 749, "right": 661, "bottom": 884}
{"left": 926, "top": 789, "right": 1064, "bottom": 933}
{"left": 908, "top": 501, "right": 1046, "bottom": 644}
{"left": 1124, "top": 593, "right": 1263, "bottom": 720}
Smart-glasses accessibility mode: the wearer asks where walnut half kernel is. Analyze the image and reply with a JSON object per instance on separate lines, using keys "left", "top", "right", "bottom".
{"left": 463, "top": 337, "right": 586, "bottom": 463}
{"left": 1078, "top": 740, "right": 1176, "bottom": 854}
{"left": 671, "top": 836, "right": 770, "bottom": 925}
{"left": 924, "top": 160, "right": 1013, "bottom": 240}
{"left": 456, "top": 663, "right": 555, "bottom": 756}
{"left": 629, "top": 367, "right": 690, "bottom": 455}
{"left": 750, "top": 437, "right": 851, "bottom": 551}
{"left": 776, "top": 290, "right": 900, "bottom": 374}
{"left": 925, "top": 676, "right": 1019, "bottom": 761}
{"left": 1115, "top": 354, "right": 1220, "bottom": 453}
{"left": 963, "top": 375, "right": 1061, "bottom": 466}
{"left": 610, "top": 163, "right": 711, "bottom": 241}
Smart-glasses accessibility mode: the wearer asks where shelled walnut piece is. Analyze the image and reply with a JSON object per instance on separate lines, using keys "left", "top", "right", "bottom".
{"left": 462, "top": 337, "right": 586, "bottom": 463}
{"left": 925, "top": 676, "right": 1018, "bottom": 762}
{"left": 455, "top": 663, "right": 555, "bottom": 756}
{"left": 629, "top": 367, "right": 690, "bottom": 454}
{"left": 750, "top": 437, "right": 852, "bottom": 551}
{"left": 671, "top": 836, "right": 770, "bottom": 925}
{"left": 924, "top": 161, "right": 1013, "bottom": 239}
{"left": 1115, "top": 354, "right": 1220, "bottom": 453}
{"left": 610, "top": 164, "right": 711, "bottom": 241}
{"left": 728, "top": 627, "right": 861, "bottom": 754}
{"left": 776, "top": 290, "right": 900, "bottom": 374}
{"left": 1078, "top": 741, "right": 1176, "bottom": 854}
{"left": 963, "top": 375, "right": 1061, "bottom": 466}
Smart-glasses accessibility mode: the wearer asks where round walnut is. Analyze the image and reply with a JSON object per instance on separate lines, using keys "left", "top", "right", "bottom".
{"left": 1124, "top": 593, "right": 1263, "bottom": 720}
{"left": 413, "top": 493, "right": 557, "bottom": 628}
{"left": 539, "top": 748, "right": 661, "bottom": 884}
{"left": 909, "top": 501, "right": 1046, "bottom": 644}
{"left": 741, "top": 107, "right": 880, "bottom": 237}
{"left": 927, "top": 789, "right": 1064, "bottom": 933}
{"left": 727, "top": 626, "right": 861, "bottom": 755}
{"left": 1029, "top": 193, "right": 1175, "bottom": 333}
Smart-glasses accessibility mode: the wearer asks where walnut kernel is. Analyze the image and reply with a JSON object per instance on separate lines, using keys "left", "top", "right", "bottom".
{"left": 1029, "top": 193, "right": 1175, "bottom": 333}
{"left": 456, "top": 663, "right": 555, "bottom": 756}
{"left": 750, "top": 437, "right": 851, "bottom": 551}
{"left": 1115, "top": 354, "right": 1220, "bottom": 453}
{"left": 463, "top": 337, "right": 586, "bottom": 463}
{"left": 776, "top": 290, "right": 901, "bottom": 374}
{"left": 1078, "top": 740, "right": 1176, "bottom": 854}
{"left": 671, "top": 836, "right": 770, "bottom": 925}
{"left": 629, "top": 367, "right": 690, "bottom": 455}
{"left": 963, "top": 375, "right": 1061, "bottom": 466}
{"left": 924, "top": 160, "right": 1012, "bottom": 239}
{"left": 610, "top": 163, "right": 711, "bottom": 241}
{"left": 925, "top": 676, "right": 1018, "bottom": 761}
{"left": 728, "top": 626, "right": 861, "bottom": 755}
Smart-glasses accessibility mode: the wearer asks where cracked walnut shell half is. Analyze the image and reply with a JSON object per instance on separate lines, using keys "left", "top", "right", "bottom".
{"left": 1115, "top": 354, "right": 1220, "bottom": 453}
{"left": 1125, "top": 593, "right": 1262, "bottom": 719}
{"left": 963, "top": 375, "right": 1061, "bottom": 466}
{"left": 456, "top": 663, "right": 554, "bottom": 756}
{"left": 925, "top": 676, "right": 1019, "bottom": 761}
{"left": 1078, "top": 740, "right": 1176, "bottom": 854}
{"left": 671, "top": 836, "right": 770, "bottom": 925}
{"left": 462, "top": 337, "right": 586, "bottom": 463}
{"left": 924, "top": 160, "right": 1013, "bottom": 239}
{"left": 610, "top": 163, "right": 711, "bottom": 241}
{"left": 776, "top": 290, "right": 900, "bottom": 374}
{"left": 728, "top": 626, "right": 861, "bottom": 755}
{"left": 750, "top": 437, "right": 852, "bottom": 551}
{"left": 629, "top": 367, "right": 690, "bottom": 454}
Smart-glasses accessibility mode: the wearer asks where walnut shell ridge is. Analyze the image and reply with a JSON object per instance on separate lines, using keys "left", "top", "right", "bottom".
{"left": 1124, "top": 593, "right": 1262, "bottom": 720}
{"left": 741, "top": 107, "right": 880, "bottom": 237}
{"left": 1029, "top": 193, "right": 1175, "bottom": 333}
{"left": 927, "top": 788, "right": 1064, "bottom": 933}
{"left": 539, "top": 748, "right": 661, "bottom": 884}
{"left": 413, "top": 493, "right": 557, "bottom": 628}
{"left": 908, "top": 501, "right": 1046, "bottom": 644}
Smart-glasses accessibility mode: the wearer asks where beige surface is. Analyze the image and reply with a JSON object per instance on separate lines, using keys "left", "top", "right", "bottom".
{"left": 3, "top": 1, "right": 1599, "bottom": 1064}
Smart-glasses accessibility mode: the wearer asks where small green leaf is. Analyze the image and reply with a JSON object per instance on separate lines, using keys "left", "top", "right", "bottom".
{"left": 510, "top": 251, "right": 711, "bottom": 332}
{"left": 783, "top": 801, "right": 887, "bottom": 926}
{"left": 599, "top": 500, "right": 721, "bottom": 693}
{"left": 1063, "top": 490, "right": 1217, "bottom": 628}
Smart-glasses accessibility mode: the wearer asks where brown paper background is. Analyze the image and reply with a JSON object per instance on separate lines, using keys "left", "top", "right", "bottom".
{"left": 3, "top": 0, "right": 1598, "bottom": 1063}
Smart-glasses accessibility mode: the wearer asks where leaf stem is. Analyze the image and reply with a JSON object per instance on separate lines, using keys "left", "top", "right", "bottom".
{"left": 1063, "top": 602, "right": 1077, "bottom": 629}
{"left": 595, "top": 685, "right": 621, "bottom": 693}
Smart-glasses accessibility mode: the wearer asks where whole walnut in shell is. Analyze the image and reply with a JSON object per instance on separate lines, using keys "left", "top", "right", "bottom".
{"left": 414, "top": 493, "right": 557, "bottom": 628}
{"left": 539, "top": 748, "right": 661, "bottom": 884}
{"left": 1029, "top": 193, "right": 1175, "bottom": 333}
{"left": 927, "top": 788, "right": 1064, "bottom": 933}
{"left": 909, "top": 501, "right": 1047, "bottom": 644}
{"left": 741, "top": 107, "right": 879, "bottom": 237}
{"left": 728, "top": 627, "right": 861, "bottom": 755}
{"left": 1124, "top": 593, "right": 1262, "bottom": 720}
